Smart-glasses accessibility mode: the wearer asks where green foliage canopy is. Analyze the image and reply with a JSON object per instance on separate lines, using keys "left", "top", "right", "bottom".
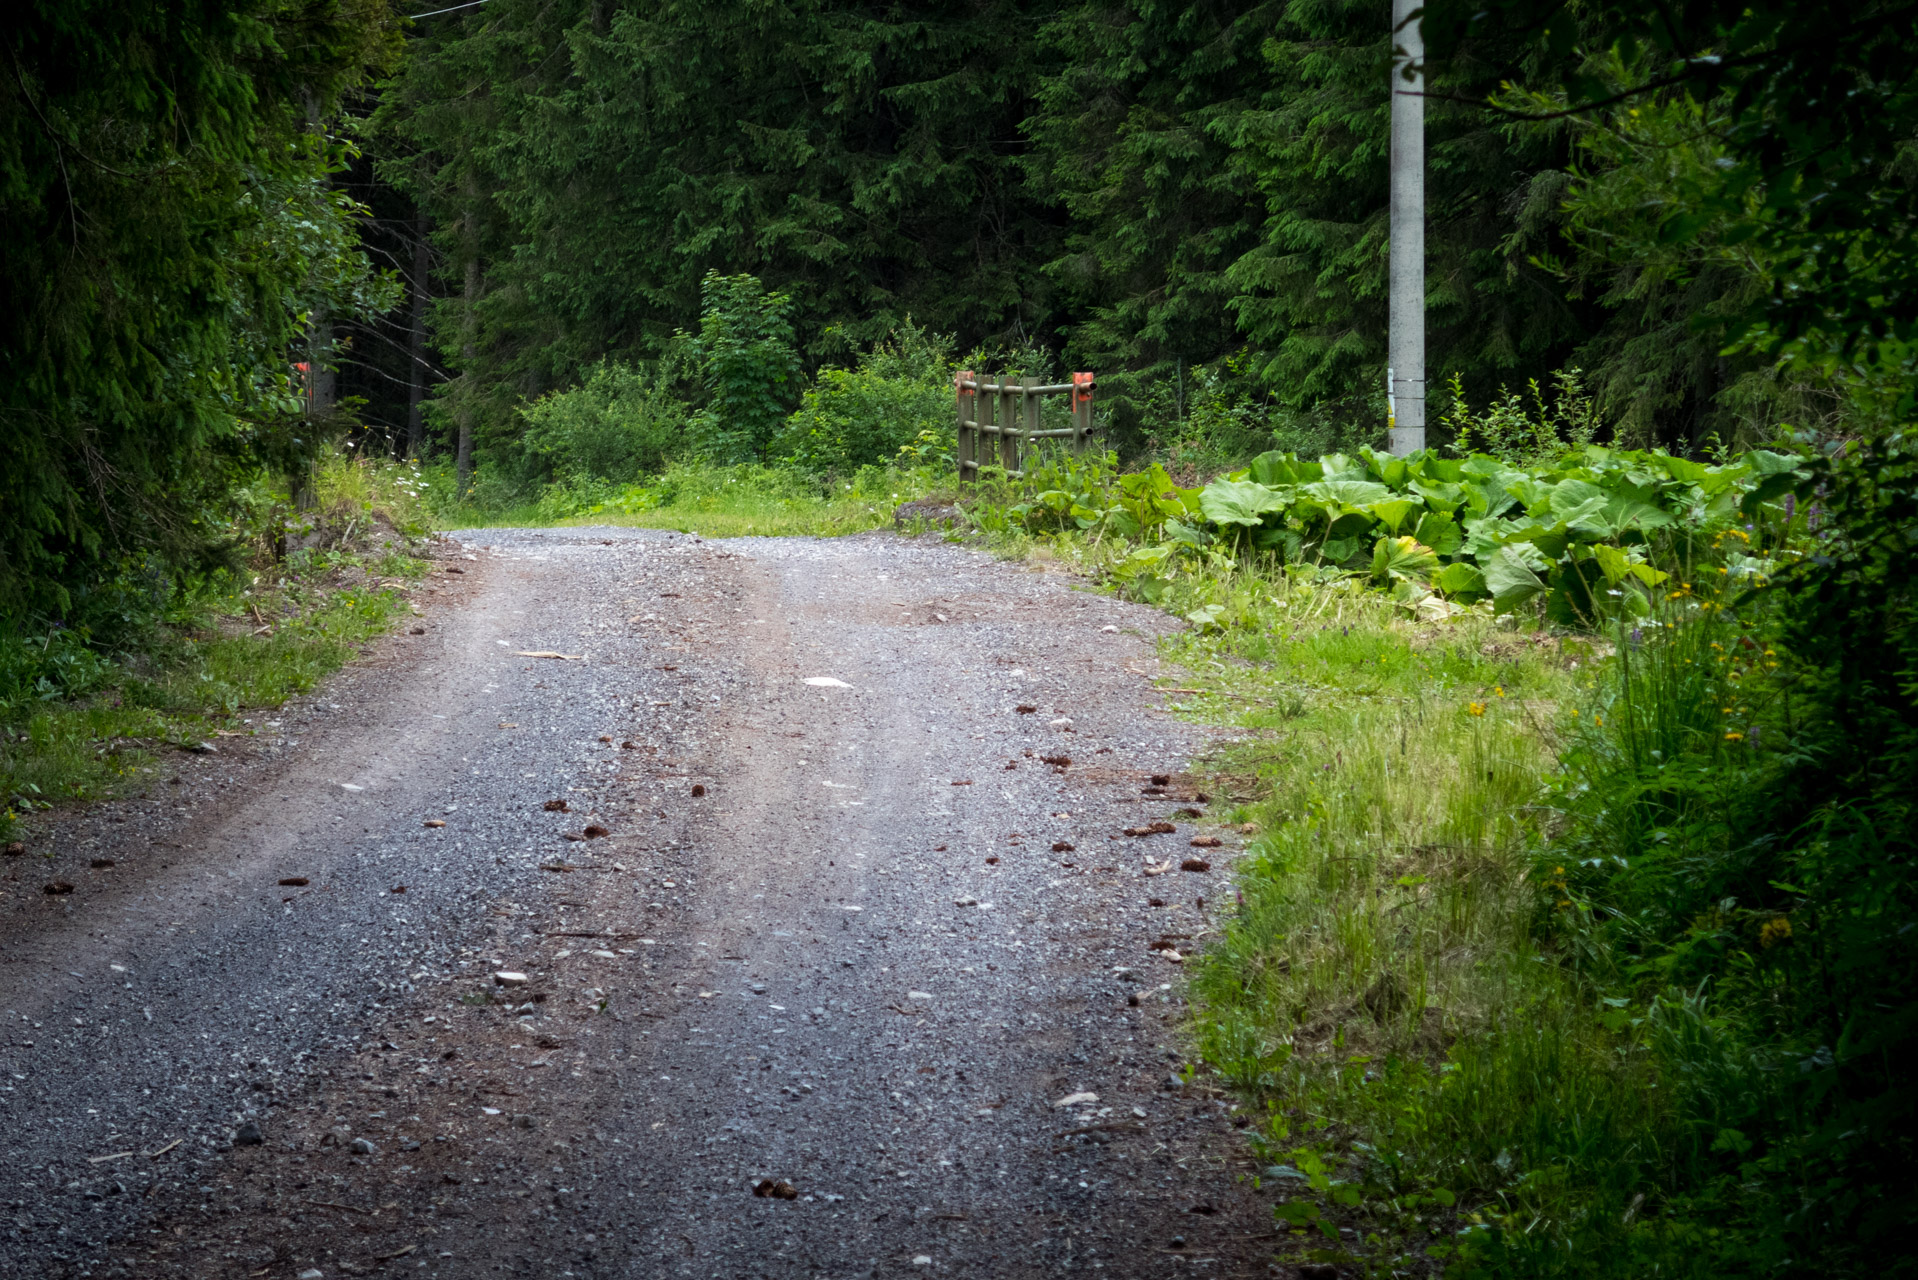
{"left": 0, "top": 0, "right": 399, "bottom": 624}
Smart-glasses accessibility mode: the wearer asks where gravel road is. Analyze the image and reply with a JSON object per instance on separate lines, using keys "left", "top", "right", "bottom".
{"left": 0, "top": 528, "right": 1285, "bottom": 1279}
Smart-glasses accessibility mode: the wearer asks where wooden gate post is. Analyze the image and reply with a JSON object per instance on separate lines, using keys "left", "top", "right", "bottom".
{"left": 1005, "top": 379, "right": 1020, "bottom": 479}
{"left": 1071, "top": 371, "right": 1096, "bottom": 453}
{"left": 1021, "top": 376, "right": 1040, "bottom": 475}
{"left": 955, "top": 371, "right": 975, "bottom": 484}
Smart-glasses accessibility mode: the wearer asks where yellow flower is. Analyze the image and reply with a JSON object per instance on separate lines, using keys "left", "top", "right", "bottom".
{"left": 1758, "top": 917, "right": 1792, "bottom": 949}
{"left": 1725, "top": 732, "right": 1744, "bottom": 742}
{"left": 1569, "top": 709, "right": 1579, "bottom": 717}
{"left": 1494, "top": 686, "right": 1505, "bottom": 698}
{"left": 1467, "top": 701, "right": 1486, "bottom": 717}
{"left": 1594, "top": 716, "right": 1604, "bottom": 726}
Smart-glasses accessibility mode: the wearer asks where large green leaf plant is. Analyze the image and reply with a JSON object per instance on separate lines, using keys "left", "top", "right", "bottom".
{"left": 986, "top": 443, "right": 1808, "bottom": 627}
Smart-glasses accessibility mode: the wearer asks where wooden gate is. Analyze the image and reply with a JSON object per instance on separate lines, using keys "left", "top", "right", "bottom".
{"left": 953, "top": 371, "right": 1096, "bottom": 484}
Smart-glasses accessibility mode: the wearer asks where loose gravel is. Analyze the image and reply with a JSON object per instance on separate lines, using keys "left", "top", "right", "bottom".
{"left": 0, "top": 527, "right": 1284, "bottom": 1279}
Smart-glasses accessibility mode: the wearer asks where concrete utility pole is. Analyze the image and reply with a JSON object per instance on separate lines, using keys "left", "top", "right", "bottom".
{"left": 1387, "top": 0, "right": 1425, "bottom": 455}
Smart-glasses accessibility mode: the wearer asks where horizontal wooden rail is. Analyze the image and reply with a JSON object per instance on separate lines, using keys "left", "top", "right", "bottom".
{"left": 955, "top": 379, "right": 1078, "bottom": 395}
{"left": 954, "top": 371, "right": 1096, "bottom": 484}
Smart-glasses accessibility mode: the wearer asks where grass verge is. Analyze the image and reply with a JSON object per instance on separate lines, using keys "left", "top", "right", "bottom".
{"left": 967, "top": 462, "right": 1911, "bottom": 1278}
{"left": 421, "top": 460, "right": 956, "bottom": 538}
{"left": 2, "top": 453, "right": 432, "bottom": 845}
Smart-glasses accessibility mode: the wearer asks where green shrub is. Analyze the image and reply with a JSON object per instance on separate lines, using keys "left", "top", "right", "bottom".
{"left": 520, "top": 361, "right": 684, "bottom": 481}
{"left": 682, "top": 272, "right": 801, "bottom": 462}
{"left": 769, "top": 325, "right": 954, "bottom": 475}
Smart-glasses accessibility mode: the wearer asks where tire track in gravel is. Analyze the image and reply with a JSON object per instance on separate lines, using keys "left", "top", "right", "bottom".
{"left": 2, "top": 527, "right": 1287, "bottom": 1280}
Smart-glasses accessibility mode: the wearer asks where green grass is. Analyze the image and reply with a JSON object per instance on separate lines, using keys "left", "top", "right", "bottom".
{"left": 1, "top": 455, "right": 431, "bottom": 844}
{"left": 421, "top": 460, "right": 957, "bottom": 538}
{"left": 2, "top": 561, "right": 419, "bottom": 842}
{"left": 972, "top": 521, "right": 1745, "bottom": 1274}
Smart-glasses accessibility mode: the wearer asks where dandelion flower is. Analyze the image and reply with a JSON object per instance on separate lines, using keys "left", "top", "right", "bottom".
{"left": 1725, "top": 731, "right": 1744, "bottom": 742}
{"left": 1467, "top": 702, "right": 1486, "bottom": 717}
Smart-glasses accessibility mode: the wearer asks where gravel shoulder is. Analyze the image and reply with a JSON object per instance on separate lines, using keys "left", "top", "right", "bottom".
{"left": 0, "top": 527, "right": 1283, "bottom": 1279}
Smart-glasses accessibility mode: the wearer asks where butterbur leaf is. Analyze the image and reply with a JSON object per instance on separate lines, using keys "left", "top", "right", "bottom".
{"left": 1364, "top": 497, "right": 1422, "bottom": 534}
{"left": 1185, "top": 603, "right": 1226, "bottom": 632}
{"left": 1164, "top": 519, "right": 1209, "bottom": 546}
{"left": 1483, "top": 544, "right": 1547, "bottom": 611}
{"left": 1300, "top": 477, "right": 1391, "bottom": 507}
{"left": 1247, "top": 450, "right": 1308, "bottom": 486}
{"left": 1411, "top": 478, "right": 1467, "bottom": 511}
{"left": 1434, "top": 562, "right": 1486, "bottom": 596}
{"left": 1199, "top": 479, "right": 1289, "bottom": 527}
{"left": 1590, "top": 542, "right": 1666, "bottom": 587}
{"left": 1412, "top": 510, "right": 1462, "bottom": 556}
{"left": 1320, "top": 535, "right": 1364, "bottom": 565}
{"left": 1370, "top": 535, "right": 1439, "bottom": 584}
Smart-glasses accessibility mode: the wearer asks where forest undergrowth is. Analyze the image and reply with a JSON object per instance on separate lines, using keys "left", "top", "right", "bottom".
{"left": 0, "top": 456, "right": 435, "bottom": 845}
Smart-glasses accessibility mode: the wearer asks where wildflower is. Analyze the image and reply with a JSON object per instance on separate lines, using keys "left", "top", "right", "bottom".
{"left": 1569, "top": 709, "right": 1579, "bottom": 717}
{"left": 1494, "top": 686, "right": 1505, "bottom": 698}
{"left": 1467, "top": 702, "right": 1486, "bottom": 717}
{"left": 1724, "top": 732, "right": 1744, "bottom": 742}
{"left": 1595, "top": 716, "right": 1604, "bottom": 726}
{"left": 1758, "top": 917, "right": 1792, "bottom": 949}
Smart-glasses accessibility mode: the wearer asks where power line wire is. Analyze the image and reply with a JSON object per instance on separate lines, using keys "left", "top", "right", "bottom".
{"left": 409, "top": 0, "right": 491, "bottom": 19}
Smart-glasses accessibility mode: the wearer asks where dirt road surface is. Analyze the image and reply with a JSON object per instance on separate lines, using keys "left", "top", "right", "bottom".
{"left": 0, "top": 528, "right": 1287, "bottom": 1279}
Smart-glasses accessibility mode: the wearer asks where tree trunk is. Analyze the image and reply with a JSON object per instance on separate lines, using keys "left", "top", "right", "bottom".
{"left": 455, "top": 223, "right": 479, "bottom": 496}
{"left": 405, "top": 215, "right": 432, "bottom": 459}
